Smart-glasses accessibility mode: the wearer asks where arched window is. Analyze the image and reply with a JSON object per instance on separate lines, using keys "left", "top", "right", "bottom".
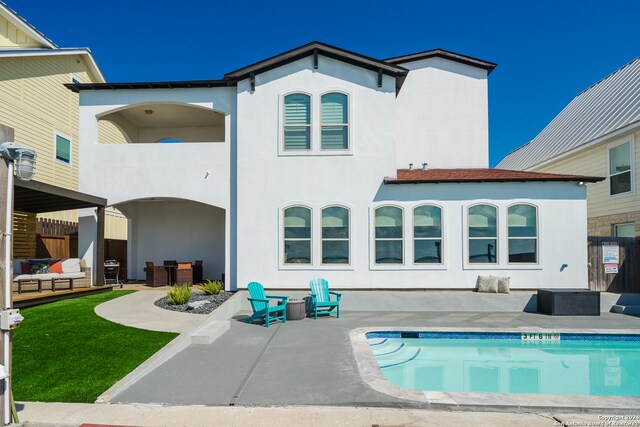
{"left": 508, "top": 204, "right": 538, "bottom": 263}
{"left": 321, "top": 206, "right": 350, "bottom": 264}
{"left": 283, "top": 93, "right": 311, "bottom": 150}
{"left": 374, "top": 206, "right": 403, "bottom": 264}
{"left": 284, "top": 207, "right": 311, "bottom": 264}
{"left": 321, "top": 92, "right": 348, "bottom": 150}
{"left": 468, "top": 204, "right": 497, "bottom": 264}
{"left": 413, "top": 205, "right": 442, "bottom": 264}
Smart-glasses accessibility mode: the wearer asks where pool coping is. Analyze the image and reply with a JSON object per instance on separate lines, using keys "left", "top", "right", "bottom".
{"left": 350, "top": 326, "right": 640, "bottom": 413}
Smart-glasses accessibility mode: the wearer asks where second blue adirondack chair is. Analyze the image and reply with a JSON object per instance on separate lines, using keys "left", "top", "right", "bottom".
{"left": 244, "top": 282, "right": 288, "bottom": 328}
{"left": 309, "top": 278, "right": 341, "bottom": 319}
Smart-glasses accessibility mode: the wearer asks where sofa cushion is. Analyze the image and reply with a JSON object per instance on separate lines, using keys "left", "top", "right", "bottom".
{"left": 497, "top": 276, "right": 510, "bottom": 293}
{"left": 13, "top": 274, "right": 35, "bottom": 281}
{"left": 14, "top": 273, "right": 59, "bottom": 281}
{"left": 29, "top": 260, "right": 50, "bottom": 275}
{"left": 20, "top": 261, "right": 30, "bottom": 274}
{"left": 61, "top": 258, "right": 81, "bottom": 274}
{"left": 477, "top": 275, "right": 498, "bottom": 293}
{"left": 49, "top": 259, "right": 63, "bottom": 274}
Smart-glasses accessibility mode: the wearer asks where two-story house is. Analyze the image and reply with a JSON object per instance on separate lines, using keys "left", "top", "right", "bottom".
{"left": 69, "top": 42, "right": 599, "bottom": 290}
{"left": 498, "top": 57, "right": 640, "bottom": 238}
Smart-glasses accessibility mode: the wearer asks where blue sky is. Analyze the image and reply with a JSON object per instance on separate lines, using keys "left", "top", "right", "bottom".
{"left": 11, "top": 0, "right": 639, "bottom": 166}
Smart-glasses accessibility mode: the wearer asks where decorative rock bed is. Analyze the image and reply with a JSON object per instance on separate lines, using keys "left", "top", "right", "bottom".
{"left": 154, "top": 291, "right": 233, "bottom": 315}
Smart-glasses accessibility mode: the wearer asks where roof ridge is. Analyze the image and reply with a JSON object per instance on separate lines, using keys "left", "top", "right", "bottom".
{"left": 576, "top": 56, "right": 640, "bottom": 97}
{"left": 0, "top": 0, "right": 57, "bottom": 48}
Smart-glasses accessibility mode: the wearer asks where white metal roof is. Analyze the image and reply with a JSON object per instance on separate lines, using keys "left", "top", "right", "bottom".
{"left": 498, "top": 57, "right": 640, "bottom": 170}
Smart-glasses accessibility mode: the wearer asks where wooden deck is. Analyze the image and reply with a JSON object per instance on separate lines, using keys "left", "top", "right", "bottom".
{"left": 13, "top": 286, "right": 116, "bottom": 308}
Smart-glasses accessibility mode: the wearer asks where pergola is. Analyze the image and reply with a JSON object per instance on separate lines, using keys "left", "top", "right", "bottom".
{"left": 14, "top": 179, "right": 107, "bottom": 284}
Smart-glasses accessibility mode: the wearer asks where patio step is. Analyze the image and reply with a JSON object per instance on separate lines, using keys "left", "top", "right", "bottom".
{"left": 611, "top": 305, "right": 640, "bottom": 316}
{"left": 190, "top": 320, "right": 230, "bottom": 345}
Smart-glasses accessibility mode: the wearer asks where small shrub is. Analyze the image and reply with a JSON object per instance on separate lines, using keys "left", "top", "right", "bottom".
{"left": 201, "top": 279, "right": 223, "bottom": 295}
{"left": 167, "top": 283, "right": 191, "bottom": 305}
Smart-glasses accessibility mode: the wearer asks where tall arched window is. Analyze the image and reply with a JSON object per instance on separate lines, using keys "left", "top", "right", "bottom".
{"left": 284, "top": 206, "right": 311, "bottom": 264}
{"left": 321, "top": 92, "right": 348, "bottom": 150}
{"left": 374, "top": 206, "right": 403, "bottom": 264}
{"left": 321, "top": 206, "right": 350, "bottom": 264}
{"left": 468, "top": 204, "right": 497, "bottom": 264}
{"left": 413, "top": 205, "right": 442, "bottom": 264}
{"left": 283, "top": 93, "right": 311, "bottom": 150}
{"left": 508, "top": 204, "right": 538, "bottom": 263}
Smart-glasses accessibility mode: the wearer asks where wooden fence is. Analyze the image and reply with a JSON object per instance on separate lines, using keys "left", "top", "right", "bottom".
{"left": 36, "top": 218, "right": 78, "bottom": 235}
{"left": 588, "top": 236, "right": 640, "bottom": 293}
{"left": 105, "top": 239, "right": 127, "bottom": 280}
{"left": 13, "top": 211, "right": 37, "bottom": 258}
{"left": 36, "top": 234, "right": 78, "bottom": 259}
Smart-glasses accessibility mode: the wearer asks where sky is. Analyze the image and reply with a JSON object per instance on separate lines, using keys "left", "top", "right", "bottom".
{"left": 9, "top": 0, "right": 640, "bottom": 166}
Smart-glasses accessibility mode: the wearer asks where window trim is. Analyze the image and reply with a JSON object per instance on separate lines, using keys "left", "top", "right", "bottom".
{"left": 372, "top": 205, "right": 405, "bottom": 267}
{"left": 607, "top": 137, "right": 635, "bottom": 198}
{"left": 320, "top": 205, "right": 351, "bottom": 266}
{"left": 70, "top": 74, "right": 83, "bottom": 84}
{"left": 614, "top": 222, "right": 636, "bottom": 237}
{"left": 282, "top": 205, "right": 313, "bottom": 267}
{"left": 506, "top": 203, "right": 539, "bottom": 266}
{"left": 412, "top": 204, "right": 444, "bottom": 266}
{"left": 320, "top": 91, "right": 350, "bottom": 152}
{"left": 464, "top": 203, "right": 499, "bottom": 268}
{"left": 53, "top": 130, "right": 72, "bottom": 166}
{"left": 282, "top": 92, "right": 312, "bottom": 153}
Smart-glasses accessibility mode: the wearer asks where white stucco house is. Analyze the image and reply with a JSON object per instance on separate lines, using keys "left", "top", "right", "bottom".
{"left": 67, "top": 41, "right": 601, "bottom": 291}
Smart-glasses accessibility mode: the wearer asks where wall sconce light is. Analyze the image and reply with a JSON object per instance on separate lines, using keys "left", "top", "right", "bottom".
{"left": 0, "top": 142, "right": 37, "bottom": 181}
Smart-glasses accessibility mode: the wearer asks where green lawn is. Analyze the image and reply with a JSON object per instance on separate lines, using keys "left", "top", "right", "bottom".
{"left": 13, "top": 290, "right": 178, "bottom": 403}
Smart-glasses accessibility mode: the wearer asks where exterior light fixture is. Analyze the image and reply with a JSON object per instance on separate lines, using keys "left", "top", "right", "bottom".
{"left": 0, "top": 142, "right": 37, "bottom": 182}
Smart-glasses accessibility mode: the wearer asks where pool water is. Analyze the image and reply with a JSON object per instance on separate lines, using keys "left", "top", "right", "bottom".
{"left": 367, "top": 333, "right": 640, "bottom": 396}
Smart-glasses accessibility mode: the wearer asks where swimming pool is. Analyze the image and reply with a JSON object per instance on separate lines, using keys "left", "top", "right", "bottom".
{"left": 366, "top": 331, "right": 640, "bottom": 397}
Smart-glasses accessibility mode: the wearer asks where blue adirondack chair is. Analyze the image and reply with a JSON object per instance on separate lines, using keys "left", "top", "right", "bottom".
{"left": 244, "top": 282, "right": 288, "bottom": 328}
{"left": 309, "top": 278, "right": 341, "bottom": 319}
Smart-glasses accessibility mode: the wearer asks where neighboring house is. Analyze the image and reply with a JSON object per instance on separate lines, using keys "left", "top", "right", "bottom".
{"left": 70, "top": 41, "right": 599, "bottom": 290}
{"left": 0, "top": 1, "right": 127, "bottom": 258}
{"left": 498, "top": 57, "right": 640, "bottom": 238}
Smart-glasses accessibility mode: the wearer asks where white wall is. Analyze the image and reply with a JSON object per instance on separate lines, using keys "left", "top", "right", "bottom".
{"left": 237, "top": 178, "right": 588, "bottom": 290}
{"left": 235, "top": 55, "right": 398, "bottom": 290}
{"left": 395, "top": 57, "right": 489, "bottom": 169}
{"left": 120, "top": 200, "right": 225, "bottom": 281}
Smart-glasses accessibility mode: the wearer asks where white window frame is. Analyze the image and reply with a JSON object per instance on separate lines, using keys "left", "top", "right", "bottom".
{"left": 320, "top": 90, "right": 351, "bottom": 152}
{"left": 506, "top": 203, "right": 539, "bottom": 266}
{"left": 463, "top": 203, "right": 499, "bottom": 269}
{"left": 320, "top": 205, "right": 352, "bottom": 267}
{"left": 53, "top": 130, "right": 72, "bottom": 166}
{"left": 278, "top": 89, "right": 353, "bottom": 157}
{"left": 371, "top": 205, "right": 405, "bottom": 268}
{"left": 607, "top": 137, "right": 635, "bottom": 198}
{"left": 281, "top": 92, "right": 312, "bottom": 153}
{"left": 281, "top": 205, "right": 313, "bottom": 268}
{"left": 412, "top": 204, "right": 445, "bottom": 267}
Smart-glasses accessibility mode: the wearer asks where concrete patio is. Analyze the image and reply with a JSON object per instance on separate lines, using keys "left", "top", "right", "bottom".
{"left": 95, "top": 290, "right": 640, "bottom": 412}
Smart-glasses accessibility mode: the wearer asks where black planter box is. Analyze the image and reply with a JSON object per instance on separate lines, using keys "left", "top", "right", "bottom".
{"left": 537, "top": 289, "right": 600, "bottom": 316}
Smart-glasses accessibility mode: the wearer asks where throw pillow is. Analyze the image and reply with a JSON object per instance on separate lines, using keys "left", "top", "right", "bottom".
{"left": 477, "top": 275, "right": 498, "bottom": 293}
{"left": 20, "top": 261, "right": 30, "bottom": 274}
{"left": 497, "top": 276, "right": 511, "bottom": 293}
{"left": 49, "top": 259, "right": 63, "bottom": 274}
{"left": 29, "top": 260, "right": 50, "bottom": 275}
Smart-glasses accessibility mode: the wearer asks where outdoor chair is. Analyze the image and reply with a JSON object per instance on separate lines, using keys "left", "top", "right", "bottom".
{"left": 144, "top": 261, "right": 168, "bottom": 287}
{"left": 176, "top": 262, "right": 193, "bottom": 284}
{"left": 244, "top": 282, "right": 288, "bottom": 328}
{"left": 309, "top": 278, "right": 341, "bottom": 319}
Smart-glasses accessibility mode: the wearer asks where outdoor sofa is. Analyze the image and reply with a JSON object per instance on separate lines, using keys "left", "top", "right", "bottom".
{"left": 12, "top": 258, "right": 91, "bottom": 293}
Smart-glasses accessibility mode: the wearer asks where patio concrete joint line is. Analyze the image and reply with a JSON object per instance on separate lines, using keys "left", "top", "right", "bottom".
{"left": 229, "top": 323, "right": 282, "bottom": 406}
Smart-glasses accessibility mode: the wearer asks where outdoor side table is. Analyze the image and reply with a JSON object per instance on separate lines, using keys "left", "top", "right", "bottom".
{"left": 286, "top": 299, "right": 306, "bottom": 320}
{"left": 537, "top": 289, "right": 600, "bottom": 316}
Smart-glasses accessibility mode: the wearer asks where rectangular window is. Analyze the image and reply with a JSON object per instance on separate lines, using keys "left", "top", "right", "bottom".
{"left": 375, "top": 206, "right": 403, "bottom": 264}
{"left": 468, "top": 205, "right": 497, "bottom": 264}
{"left": 284, "top": 94, "right": 311, "bottom": 150}
{"left": 413, "top": 205, "right": 442, "bottom": 264}
{"left": 322, "top": 207, "right": 349, "bottom": 264}
{"left": 508, "top": 204, "right": 538, "bottom": 263}
{"left": 614, "top": 223, "right": 635, "bottom": 237}
{"left": 321, "top": 93, "right": 348, "bottom": 150}
{"left": 55, "top": 134, "right": 71, "bottom": 164}
{"left": 609, "top": 141, "right": 632, "bottom": 195}
{"left": 284, "top": 207, "right": 311, "bottom": 264}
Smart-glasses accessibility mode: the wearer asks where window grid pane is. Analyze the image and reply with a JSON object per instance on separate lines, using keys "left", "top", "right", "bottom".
{"left": 322, "top": 207, "right": 349, "bottom": 265}
{"left": 414, "top": 239, "right": 442, "bottom": 264}
{"left": 375, "top": 206, "right": 403, "bottom": 264}
{"left": 508, "top": 238, "right": 537, "bottom": 263}
{"left": 468, "top": 205, "right": 497, "bottom": 264}
{"left": 284, "top": 207, "right": 311, "bottom": 264}
{"left": 321, "top": 93, "right": 348, "bottom": 150}
{"left": 284, "top": 94, "right": 310, "bottom": 150}
{"left": 508, "top": 204, "right": 538, "bottom": 264}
